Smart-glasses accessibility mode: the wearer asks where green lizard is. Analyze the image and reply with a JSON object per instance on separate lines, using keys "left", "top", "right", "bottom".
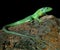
{"left": 2, "top": 7, "right": 52, "bottom": 38}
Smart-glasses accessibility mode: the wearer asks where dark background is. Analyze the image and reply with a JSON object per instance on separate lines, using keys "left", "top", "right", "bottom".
{"left": 0, "top": 0, "right": 60, "bottom": 29}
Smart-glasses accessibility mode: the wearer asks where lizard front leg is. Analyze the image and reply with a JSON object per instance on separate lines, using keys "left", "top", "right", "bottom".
{"left": 35, "top": 18, "right": 43, "bottom": 23}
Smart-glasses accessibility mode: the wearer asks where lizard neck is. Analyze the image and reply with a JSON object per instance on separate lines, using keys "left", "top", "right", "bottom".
{"left": 32, "top": 11, "right": 43, "bottom": 19}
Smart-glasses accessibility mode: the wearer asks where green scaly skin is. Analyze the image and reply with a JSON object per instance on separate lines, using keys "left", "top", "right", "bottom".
{"left": 2, "top": 7, "right": 52, "bottom": 38}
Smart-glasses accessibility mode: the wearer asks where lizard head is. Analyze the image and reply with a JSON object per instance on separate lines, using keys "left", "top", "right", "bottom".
{"left": 31, "top": 7, "right": 53, "bottom": 19}
{"left": 39, "top": 7, "right": 53, "bottom": 13}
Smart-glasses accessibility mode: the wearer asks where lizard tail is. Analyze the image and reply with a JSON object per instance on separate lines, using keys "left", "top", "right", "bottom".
{"left": 2, "top": 25, "right": 34, "bottom": 39}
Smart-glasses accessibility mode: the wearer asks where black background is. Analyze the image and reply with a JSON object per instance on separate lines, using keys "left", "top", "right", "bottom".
{"left": 0, "top": 0, "right": 60, "bottom": 29}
